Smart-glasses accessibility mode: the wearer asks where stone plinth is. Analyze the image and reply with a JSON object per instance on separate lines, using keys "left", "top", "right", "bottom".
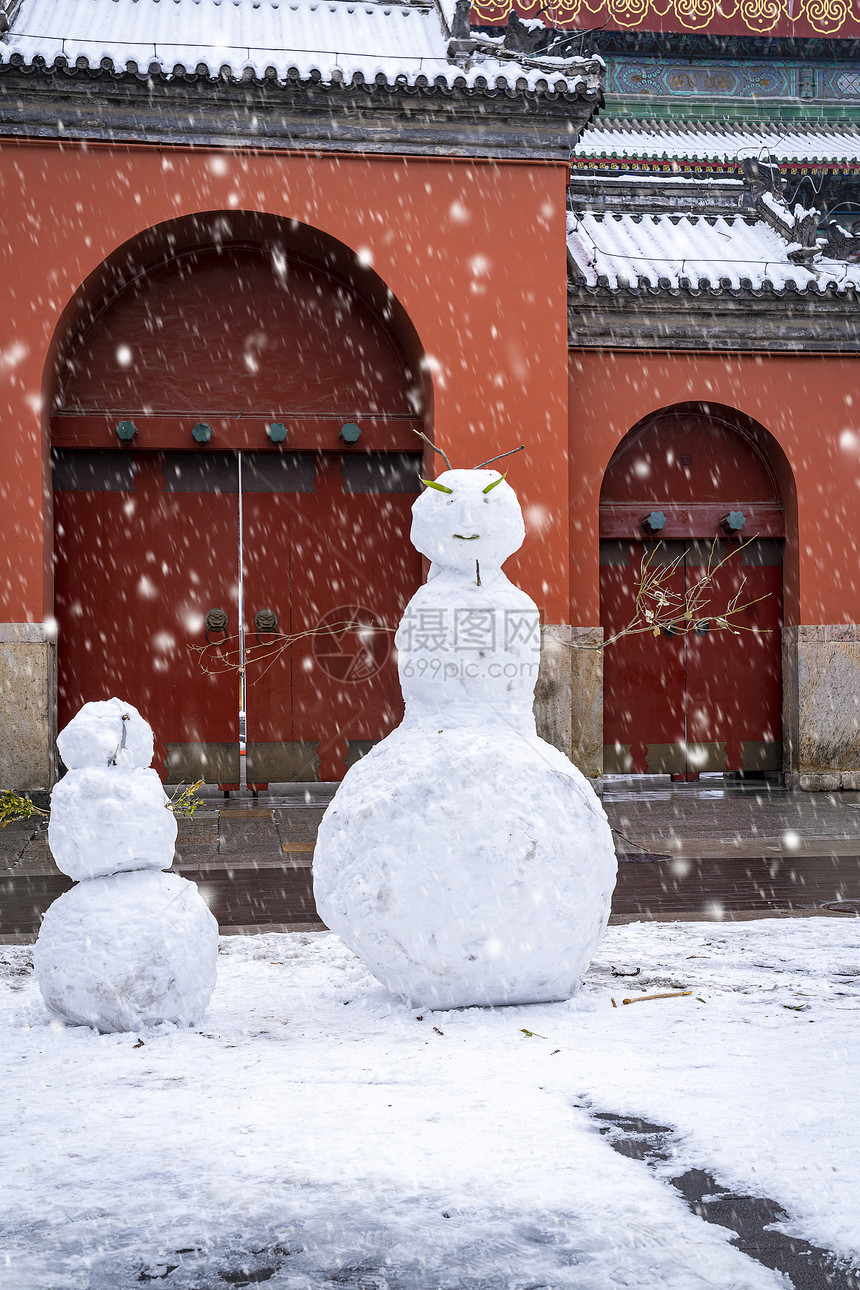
{"left": 783, "top": 625, "right": 860, "bottom": 791}
{"left": 0, "top": 624, "right": 56, "bottom": 790}
{"left": 534, "top": 625, "right": 603, "bottom": 781}
{"left": 571, "top": 626, "right": 604, "bottom": 780}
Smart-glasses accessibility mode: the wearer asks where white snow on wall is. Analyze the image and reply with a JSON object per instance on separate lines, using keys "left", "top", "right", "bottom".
{"left": 576, "top": 118, "right": 860, "bottom": 165}
{"left": 567, "top": 209, "right": 860, "bottom": 292}
{"left": 1, "top": 0, "right": 599, "bottom": 93}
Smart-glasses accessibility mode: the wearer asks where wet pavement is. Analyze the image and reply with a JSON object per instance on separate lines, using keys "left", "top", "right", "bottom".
{"left": 591, "top": 1111, "right": 860, "bottom": 1290}
{"left": 605, "top": 774, "right": 860, "bottom": 859}
{"left": 2, "top": 775, "right": 860, "bottom": 942}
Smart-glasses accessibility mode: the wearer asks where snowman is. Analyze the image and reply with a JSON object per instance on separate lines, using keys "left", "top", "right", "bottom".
{"left": 34, "top": 698, "right": 218, "bottom": 1033}
{"left": 313, "top": 464, "right": 617, "bottom": 1009}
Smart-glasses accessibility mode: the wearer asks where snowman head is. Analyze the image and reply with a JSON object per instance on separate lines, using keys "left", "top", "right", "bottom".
{"left": 57, "top": 698, "right": 155, "bottom": 770}
{"left": 410, "top": 469, "right": 525, "bottom": 573}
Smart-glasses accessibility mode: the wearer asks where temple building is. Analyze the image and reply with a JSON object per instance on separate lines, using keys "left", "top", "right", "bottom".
{"left": 0, "top": 0, "right": 858, "bottom": 791}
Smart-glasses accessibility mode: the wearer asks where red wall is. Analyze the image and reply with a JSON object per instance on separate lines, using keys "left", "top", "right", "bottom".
{"left": 0, "top": 142, "right": 571, "bottom": 624}
{"left": 569, "top": 348, "right": 860, "bottom": 626}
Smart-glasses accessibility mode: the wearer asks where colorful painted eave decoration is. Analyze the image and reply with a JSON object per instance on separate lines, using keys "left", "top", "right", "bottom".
{"left": 472, "top": 0, "right": 860, "bottom": 38}
{"left": 573, "top": 155, "right": 860, "bottom": 173}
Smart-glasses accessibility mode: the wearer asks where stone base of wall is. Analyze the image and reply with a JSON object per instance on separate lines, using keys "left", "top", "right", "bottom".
{"left": 783, "top": 625, "right": 860, "bottom": 792}
{"left": 534, "top": 625, "right": 603, "bottom": 781}
{"left": 0, "top": 624, "right": 57, "bottom": 790}
{"left": 784, "top": 770, "right": 860, "bottom": 792}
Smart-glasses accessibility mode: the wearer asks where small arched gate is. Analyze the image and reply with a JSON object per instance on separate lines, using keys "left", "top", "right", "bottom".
{"left": 51, "top": 239, "right": 424, "bottom": 784}
{"left": 599, "top": 406, "right": 784, "bottom": 779}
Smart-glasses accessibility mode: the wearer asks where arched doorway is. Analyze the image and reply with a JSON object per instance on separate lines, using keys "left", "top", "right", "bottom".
{"left": 51, "top": 222, "right": 425, "bottom": 784}
{"left": 599, "top": 404, "right": 785, "bottom": 779}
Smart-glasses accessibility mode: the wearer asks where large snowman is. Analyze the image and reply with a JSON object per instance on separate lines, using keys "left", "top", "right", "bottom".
{"left": 314, "top": 466, "right": 617, "bottom": 1009}
{"left": 34, "top": 698, "right": 218, "bottom": 1033}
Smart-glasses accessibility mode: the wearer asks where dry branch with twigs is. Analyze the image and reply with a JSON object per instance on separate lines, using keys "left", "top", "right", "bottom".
{"left": 189, "top": 621, "right": 396, "bottom": 683}
{"left": 567, "top": 536, "right": 770, "bottom": 651}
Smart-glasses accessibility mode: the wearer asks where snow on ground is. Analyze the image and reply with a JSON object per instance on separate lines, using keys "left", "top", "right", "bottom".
{"left": 1, "top": 918, "right": 859, "bottom": 1289}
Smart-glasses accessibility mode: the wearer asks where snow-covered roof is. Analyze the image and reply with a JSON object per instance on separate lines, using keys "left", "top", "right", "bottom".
{"left": 0, "top": 0, "right": 601, "bottom": 95}
{"left": 567, "top": 210, "right": 860, "bottom": 294}
{"left": 576, "top": 118, "right": 860, "bottom": 167}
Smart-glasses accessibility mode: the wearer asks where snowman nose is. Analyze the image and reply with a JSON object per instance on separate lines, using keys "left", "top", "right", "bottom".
{"left": 455, "top": 503, "right": 481, "bottom": 532}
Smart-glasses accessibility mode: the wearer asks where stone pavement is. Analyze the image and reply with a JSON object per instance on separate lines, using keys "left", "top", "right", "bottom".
{"left": 2, "top": 777, "right": 860, "bottom": 943}
{"left": 606, "top": 776, "right": 860, "bottom": 860}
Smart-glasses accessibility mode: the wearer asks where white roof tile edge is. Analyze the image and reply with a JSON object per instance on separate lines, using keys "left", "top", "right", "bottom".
{"left": 566, "top": 210, "right": 860, "bottom": 294}
{"left": 575, "top": 121, "right": 860, "bottom": 165}
{"left": 0, "top": 0, "right": 602, "bottom": 94}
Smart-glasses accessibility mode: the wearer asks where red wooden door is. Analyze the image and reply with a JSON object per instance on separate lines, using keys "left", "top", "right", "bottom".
{"left": 54, "top": 448, "right": 420, "bottom": 783}
{"left": 54, "top": 451, "right": 241, "bottom": 781}
{"left": 684, "top": 540, "right": 782, "bottom": 774}
{"left": 601, "top": 543, "right": 686, "bottom": 773}
{"left": 599, "top": 406, "right": 785, "bottom": 778}
{"left": 600, "top": 539, "right": 783, "bottom": 776}
{"left": 242, "top": 451, "right": 419, "bottom": 784}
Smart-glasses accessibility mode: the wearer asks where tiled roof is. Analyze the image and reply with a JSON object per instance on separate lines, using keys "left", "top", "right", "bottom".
{"left": 576, "top": 118, "right": 860, "bottom": 166}
{"left": 567, "top": 210, "right": 860, "bottom": 294}
{"left": 0, "top": 0, "right": 601, "bottom": 95}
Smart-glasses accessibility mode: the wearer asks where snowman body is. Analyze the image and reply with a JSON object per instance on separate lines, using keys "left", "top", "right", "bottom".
{"left": 313, "top": 471, "right": 617, "bottom": 1009}
{"left": 48, "top": 766, "right": 177, "bottom": 882}
{"left": 35, "top": 698, "right": 218, "bottom": 1032}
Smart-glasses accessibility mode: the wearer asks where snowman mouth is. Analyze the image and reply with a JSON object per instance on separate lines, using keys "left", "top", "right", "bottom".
{"left": 453, "top": 533, "right": 480, "bottom": 540}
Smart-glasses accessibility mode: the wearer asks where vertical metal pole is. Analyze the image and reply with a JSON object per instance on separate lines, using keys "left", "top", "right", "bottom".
{"left": 682, "top": 546, "right": 689, "bottom": 778}
{"left": 237, "top": 451, "right": 248, "bottom": 796}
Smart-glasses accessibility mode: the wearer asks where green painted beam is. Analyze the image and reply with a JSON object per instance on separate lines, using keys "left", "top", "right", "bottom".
{"left": 602, "top": 95, "right": 860, "bottom": 125}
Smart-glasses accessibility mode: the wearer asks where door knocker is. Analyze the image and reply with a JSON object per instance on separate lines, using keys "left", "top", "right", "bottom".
{"left": 254, "top": 608, "right": 279, "bottom": 643}
{"left": 204, "top": 607, "right": 229, "bottom": 644}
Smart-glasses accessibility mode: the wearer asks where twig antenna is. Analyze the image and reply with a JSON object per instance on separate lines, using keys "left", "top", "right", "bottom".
{"left": 473, "top": 445, "right": 525, "bottom": 470}
{"left": 412, "top": 428, "right": 452, "bottom": 471}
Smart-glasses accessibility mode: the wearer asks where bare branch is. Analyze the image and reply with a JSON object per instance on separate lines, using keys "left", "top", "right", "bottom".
{"left": 562, "top": 536, "right": 772, "bottom": 649}
{"left": 189, "top": 621, "right": 396, "bottom": 683}
{"left": 472, "top": 445, "right": 526, "bottom": 470}
{"left": 412, "top": 428, "right": 452, "bottom": 471}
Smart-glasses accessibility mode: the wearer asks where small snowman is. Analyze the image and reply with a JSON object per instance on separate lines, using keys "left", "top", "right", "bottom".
{"left": 313, "top": 463, "right": 617, "bottom": 1009}
{"left": 34, "top": 698, "right": 218, "bottom": 1033}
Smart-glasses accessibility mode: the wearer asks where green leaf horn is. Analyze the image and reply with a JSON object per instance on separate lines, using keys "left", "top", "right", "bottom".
{"left": 482, "top": 472, "right": 507, "bottom": 494}
{"left": 421, "top": 478, "right": 454, "bottom": 494}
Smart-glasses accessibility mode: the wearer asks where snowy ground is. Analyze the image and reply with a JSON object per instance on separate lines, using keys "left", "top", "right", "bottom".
{"left": 2, "top": 919, "right": 859, "bottom": 1290}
